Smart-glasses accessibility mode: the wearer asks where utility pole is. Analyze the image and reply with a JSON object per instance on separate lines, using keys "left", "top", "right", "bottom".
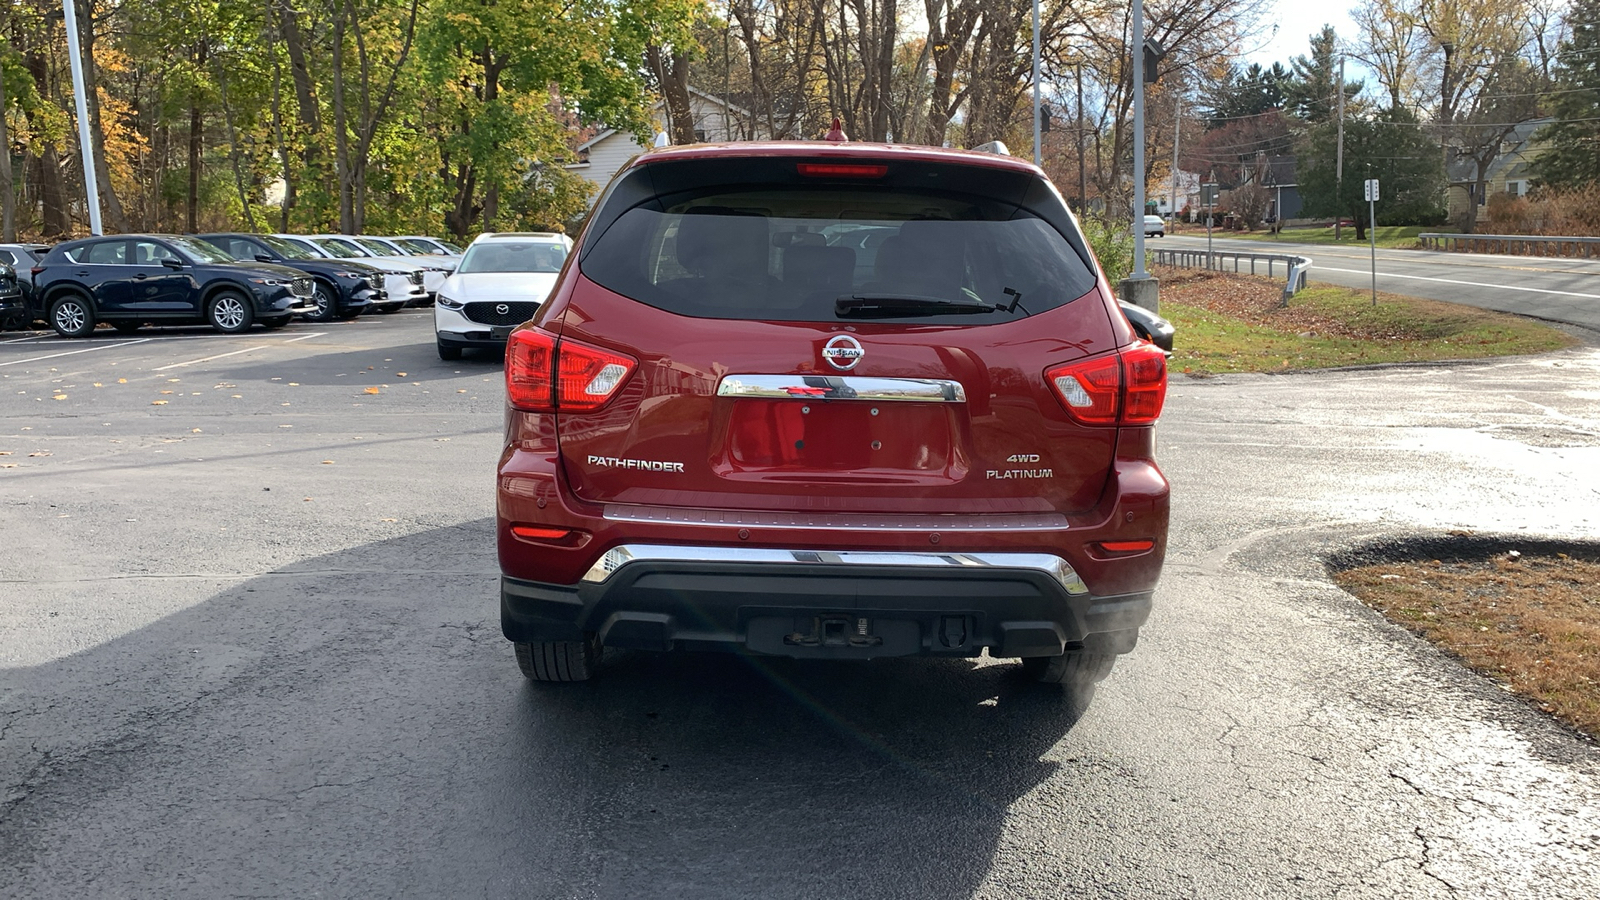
{"left": 1121, "top": 0, "right": 1158, "bottom": 311}
{"left": 1335, "top": 55, "right": 1346, "bottom": 242}
{"left": 1076, "top": 63, "right": 1087, "bottom": 214}
{"left": 1171, "top": 96, "right": 1181, "bottom": 230}
{"left": 1032, "top": 0, "right": 1041, "bottom": 166}
{"left": 1132, "top": 0, "right": 1147, "bottom": 279}
{"left": 62, "top": 0, "right": 103, "bottom": 235}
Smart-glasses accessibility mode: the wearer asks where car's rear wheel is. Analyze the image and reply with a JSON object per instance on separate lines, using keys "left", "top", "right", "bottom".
{"left": 304, "top": 282, "right": 338, "bottom": 322}
{"left": 515, "top": 636, "right": 601, "bottom": 682}
{"left": 207, "top": 290, "right": 254, "bottom": 334}
{"left": 1021, "top": 651, "right": 1115, "bottom": 688}
{"left": 49, "top": 294, "right": 95, "bottom": 338}
{"left": 437, "top": 340, "right": 463, "bottom": 360}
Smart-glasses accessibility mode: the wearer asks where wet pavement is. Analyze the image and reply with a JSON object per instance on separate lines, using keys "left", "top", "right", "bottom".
{"left": 1, "top": 312, "right": 1598, "bottom": 897}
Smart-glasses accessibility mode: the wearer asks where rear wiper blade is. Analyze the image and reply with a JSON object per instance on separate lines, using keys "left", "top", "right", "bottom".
{"left": 835, "top": 293, "right": 1002, "bottom": 318}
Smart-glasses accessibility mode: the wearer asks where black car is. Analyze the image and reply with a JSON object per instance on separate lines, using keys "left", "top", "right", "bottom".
{"left": 0, "top": 243, "right": 48, "bottom": 313}
{"left": 197, "top": 233, "right": 395, "bottom": 321}
{"left": 32, "top": 234, "right": 317, "bottom": 338}
{"left": 0, "top": 262, "right": 24, "bottom": 330}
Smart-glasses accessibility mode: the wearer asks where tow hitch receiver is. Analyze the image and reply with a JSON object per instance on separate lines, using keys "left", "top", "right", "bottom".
{"left": 785, "top": 616, "right": 883, "bottom": 648}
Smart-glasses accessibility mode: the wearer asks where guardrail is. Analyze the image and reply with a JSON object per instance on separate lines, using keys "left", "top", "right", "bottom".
{"left": 1418, "top": 232, "right": 1600, "bottom": 258}
{"left": 1149, "top": 248, "right": 1312, "bottom": 306}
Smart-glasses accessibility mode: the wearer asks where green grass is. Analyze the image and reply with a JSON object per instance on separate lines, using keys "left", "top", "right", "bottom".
{"left": 1177, "top": 224, "right": 1457, "bottom": 250}
{"left": 1162, "top": 284, "right": 1576, "bottom": 375}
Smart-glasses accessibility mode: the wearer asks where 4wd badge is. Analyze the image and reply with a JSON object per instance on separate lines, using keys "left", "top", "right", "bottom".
{"left": 822, "top": 334, "right": 864, "bottom": 371}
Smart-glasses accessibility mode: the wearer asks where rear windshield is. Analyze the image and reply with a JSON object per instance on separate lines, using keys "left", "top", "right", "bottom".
{"left": 580, "top": 188, "right": 1099, "bottom": 323}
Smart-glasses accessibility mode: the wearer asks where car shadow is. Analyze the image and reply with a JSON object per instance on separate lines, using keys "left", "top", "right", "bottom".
{"left": 0, "top": 520, "right": 1088, "bottom": 898}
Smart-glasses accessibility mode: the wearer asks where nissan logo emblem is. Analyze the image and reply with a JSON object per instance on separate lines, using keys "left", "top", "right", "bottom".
{"left": 822, "top": 334, "right": 864, "bottom": 371}
{"left": 496, "top": 304, "right": 510, "bottom": 315}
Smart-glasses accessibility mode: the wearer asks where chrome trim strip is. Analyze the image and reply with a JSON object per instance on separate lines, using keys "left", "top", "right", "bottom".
{"left": 581, "top": 543, "right": 1088, "bottom": 595}
{"left": 603, "top": 505, "right": 1067, "bottom": 532}
{"left": 716, "top": 374, "right": 966, "bottom": 403}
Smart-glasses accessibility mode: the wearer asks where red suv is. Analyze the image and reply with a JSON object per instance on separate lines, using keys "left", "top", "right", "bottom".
{"left": 498, "top": 142, "right": 1168, "bottom": 697}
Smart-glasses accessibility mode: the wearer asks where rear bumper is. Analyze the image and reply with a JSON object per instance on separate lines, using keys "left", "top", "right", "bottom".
{"left": 501, "top": 547, "right": 1150, "bottom": 659}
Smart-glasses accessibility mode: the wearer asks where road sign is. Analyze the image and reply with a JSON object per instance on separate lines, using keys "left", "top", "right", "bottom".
{"left": 1364, "top": 179, "right": 1380, "bottom": 202}
{"left": 1201, "top": 183, "right": 1219, "bottom": 206}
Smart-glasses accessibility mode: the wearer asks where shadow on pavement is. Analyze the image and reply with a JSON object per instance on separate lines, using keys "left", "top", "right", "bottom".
{"left": 0, "top": 520, "right": 1085, "bottom": 899}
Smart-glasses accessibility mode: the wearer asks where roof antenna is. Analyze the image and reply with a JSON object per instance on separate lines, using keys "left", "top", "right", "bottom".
{"left": 824, "top": 118, "right": 848, "bottom": 142}
{"left": 652, "top": 131, "right": 670, "bottom": 149}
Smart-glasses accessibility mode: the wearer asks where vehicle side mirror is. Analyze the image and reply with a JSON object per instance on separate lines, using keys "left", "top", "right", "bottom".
{"left": 256, "top": 254, "right": 274, "bottom": 263}
{"left": 161, "top": 257, "right": 184, "bottom": 270}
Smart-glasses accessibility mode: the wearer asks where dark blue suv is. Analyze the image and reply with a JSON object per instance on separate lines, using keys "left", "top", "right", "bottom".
{"left": 32, "top": 234, "right": 316, "bottom": 337}
{"left": 197, "top": 233, "right": 395, "bottom": 321}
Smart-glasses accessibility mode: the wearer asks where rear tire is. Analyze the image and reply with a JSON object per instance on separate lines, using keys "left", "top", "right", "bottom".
{"left": 49, "top": 294, "right": 95, "bottom": 338}
{"left": 437, "top": 340, "right": 463, "bottom": 360}
{"left": 1021, "top": 651, "right": 1116, "bottom": 687}
{"left": 515, "top": 636, "right": 601, "bottom": 682}
{"left": 206, "top": 289, "right": 254, "bottom": 334}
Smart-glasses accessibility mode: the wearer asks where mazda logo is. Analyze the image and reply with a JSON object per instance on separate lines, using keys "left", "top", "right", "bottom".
{"left": 822, "top": 334, "right": 864, "bottom": 371}
{"left": 495, "top": 304, "right": 510, "bottom": 315}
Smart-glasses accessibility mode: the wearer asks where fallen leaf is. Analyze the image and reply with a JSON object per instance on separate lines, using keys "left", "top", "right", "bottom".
{"left": 321, "top": 460, "right": 335, "bottom": 465}
{"left": 93, "top": 383, "right": 102, "bottom": 387}
{"left": 435, "top": 438, "right": 451, "bottom": 442}
{"left": 0, "top": 464, "right": 15, "bottom": 469}
{"left": 364, "top": 387, "right": 381, "bottom": 395}
{"left": 28, "top": 451, "right": 50, "bottom": 457}
{"left": 231, "top": 394, "right": 242, "bottom": 398}
{"left": 52, "top": 394, "right": 67, "bottom": 401}
{"left": 117, "top": 378, "right": 127, "bottom": 384}
{"left": 0, "top": 452, "right": 10, "bottom": 456}
{"left": 396, "top": 372, "right": 407, "bottom": 377}
{"left": 289, "top": 382, "right": 300, "bottom": 386}
{"left": 380, "top": 518, "right": 397, "bottom": 522}
{"left": 160, "top": 390, "right": 174, "bottom": 395}
{"left": 303, "top": 497, "right": 313, "bottom": 501}
{"left": 192, "top": 428, "right": 202, "bottom": 433}
{"left": 457, "top": 389, "right": 467, "bottom": 394}
{"left": 151, "top": 400, "right": 168, "bottom": 405}
{"left": 278, "top": 424, "right": 293, "bottom": 428}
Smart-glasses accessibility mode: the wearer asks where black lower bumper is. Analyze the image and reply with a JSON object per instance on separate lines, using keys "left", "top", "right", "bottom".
{"left": 501, "top": 561, "right": 1150, "bottom": 660}
{"left": 439, "top": 330, "right": 510, "bottom": 349}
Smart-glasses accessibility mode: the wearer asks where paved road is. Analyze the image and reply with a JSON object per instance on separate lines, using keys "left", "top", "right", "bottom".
{"left": 2, "top": 313, "right": 1598, "bottom": 898}
{"left": 1164, "top": 234, "right": 1600, "bottom": 331}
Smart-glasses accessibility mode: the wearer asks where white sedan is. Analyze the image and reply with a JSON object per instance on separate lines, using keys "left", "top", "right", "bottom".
{"left": 434, "top": 232, "right": 572, "bottom": 359}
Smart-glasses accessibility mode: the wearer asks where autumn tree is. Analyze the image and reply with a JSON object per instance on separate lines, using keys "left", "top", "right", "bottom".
{"left": 1532, "top": 0, "right": 1600, "bottom": 190}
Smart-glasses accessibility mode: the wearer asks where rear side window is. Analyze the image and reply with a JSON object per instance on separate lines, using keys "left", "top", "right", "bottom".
{"left": 580, "top": 187, "right": 1098, "bottom": 323}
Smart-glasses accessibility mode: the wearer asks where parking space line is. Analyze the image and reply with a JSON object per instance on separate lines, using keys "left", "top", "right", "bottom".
{"left": 1, "top": 333, "right": 53, "bottom": 344}
{"left": 152, "top": 332, "right": 326, "bottom": 371}
{"left": 0, "top": 338, "right": 152, "bottom": 368}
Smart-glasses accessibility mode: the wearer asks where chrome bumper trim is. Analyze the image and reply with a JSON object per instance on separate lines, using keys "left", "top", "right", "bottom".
{"left": 581, "top": 544, "right": 1088, "bottom": 595}
{"left": 716, "top": 374, "right": 966, "bottom": 403}
{"left": 602, "top": 505, "right": 1067, "bottom": 532}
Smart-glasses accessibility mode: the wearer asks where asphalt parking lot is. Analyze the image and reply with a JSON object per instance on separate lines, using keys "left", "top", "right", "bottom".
{"left": 2, "top": 311, "right": 1598, "bottom": 898}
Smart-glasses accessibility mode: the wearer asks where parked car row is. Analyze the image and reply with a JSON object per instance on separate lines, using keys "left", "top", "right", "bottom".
{"left": 3, "top": 231, "right": 466, "bottom": 337}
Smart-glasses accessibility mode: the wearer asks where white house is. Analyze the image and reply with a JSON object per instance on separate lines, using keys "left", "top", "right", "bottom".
{"left": 568, "top": 88, "right": 764, "bottom": 199}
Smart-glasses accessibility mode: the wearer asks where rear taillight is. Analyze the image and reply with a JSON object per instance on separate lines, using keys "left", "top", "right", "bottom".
{"left": 31, "top": 267, "right": 45, "bottom": 277}
{"left": 505, "top": 328, "right": 637, "bottom": 413}
{"left": 1046, "top": 342, "right": 1167, "bottom": 426}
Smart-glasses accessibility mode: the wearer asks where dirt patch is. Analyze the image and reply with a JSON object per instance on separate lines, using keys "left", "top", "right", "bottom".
{"left": 1332, "top": 538, "right": 1600, "bottom": 740}
{"left": 1154, "top": 267, "right": 1428, "bottom": 340}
